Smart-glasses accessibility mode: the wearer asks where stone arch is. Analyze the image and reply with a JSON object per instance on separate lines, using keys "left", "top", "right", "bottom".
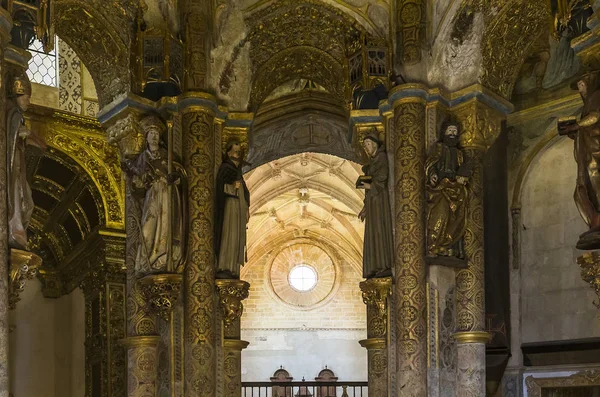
{"left": 243, "top": 0, "right": 384, "bottom": 111}
{"left": 478, "top": 0, "right": 551, "bottom": 98}
{"left": 54, "top": 0, "right": 131, "bottom": 106}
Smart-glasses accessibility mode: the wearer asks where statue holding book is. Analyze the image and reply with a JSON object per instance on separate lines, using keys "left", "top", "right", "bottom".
{"left": 357, "top": 130, "right": 394, "bottom": 279}
{"left": 425, "top": 120, "right": 472, "bottom": 266}
{"left": 558, "top": 70, "right": 600, "bottom": 249}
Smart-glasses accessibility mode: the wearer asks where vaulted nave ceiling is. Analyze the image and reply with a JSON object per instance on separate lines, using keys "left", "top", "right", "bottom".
{"left": 244, "top": 153, "right": 365, "bottom": 275}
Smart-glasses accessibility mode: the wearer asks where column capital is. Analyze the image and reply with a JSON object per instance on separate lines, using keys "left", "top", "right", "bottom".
{"left": 216, "top": 279, "right": 250, "bottom": 327}
{"left": 9, "top": 249, "right": 42, "bottom": 310}
{"left": 359, "top": 276, "right": 392, "bottom": 315}
{"left": 138, "top": 273, "right": 184, "bottom": 321}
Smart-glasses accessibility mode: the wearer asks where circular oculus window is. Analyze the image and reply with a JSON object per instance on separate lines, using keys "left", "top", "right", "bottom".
{"left": 288, "top": 265, "right": 318, "bottom": 292}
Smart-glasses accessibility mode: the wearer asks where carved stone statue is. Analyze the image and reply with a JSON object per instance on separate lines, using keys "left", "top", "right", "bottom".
{"left": 7, "top": 74, "right": 46, "bottom": 249}
{"left": 559, "top": 70, "right": 600, "bottom": 249}
{"left": 357, "top": 130, "right": 394, "bottom": 279}
{"left": 215, "top": 138, "right": 250, "bottom": 279}
{"left": 125, "top": 115, "right": 183, "bottom": 273}
{"left": 425, "top": 121, "right": 471, "bottom": 266}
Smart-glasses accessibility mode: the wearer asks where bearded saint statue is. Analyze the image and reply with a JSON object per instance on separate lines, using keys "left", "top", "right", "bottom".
{"left": 426, "top": 120, "right": 472, "bottom": 266}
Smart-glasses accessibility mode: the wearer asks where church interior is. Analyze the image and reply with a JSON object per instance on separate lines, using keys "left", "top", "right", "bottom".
{"left": 2, "top": 0, "right": 600, "bottom": 396}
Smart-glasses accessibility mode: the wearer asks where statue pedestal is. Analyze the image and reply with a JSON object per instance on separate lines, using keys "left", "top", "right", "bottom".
{"left": 137, "top": 272, "right": 183, "bottom": 321}
{"left": 9, "top": 248, "right": 42, "bottom": 310}
{"left": 576, "top": 251, "right": 600, "bottom": 309}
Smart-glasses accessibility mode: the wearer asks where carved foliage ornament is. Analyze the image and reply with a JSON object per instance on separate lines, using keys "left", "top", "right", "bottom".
{"left": 55, "top": 2, "right": 130, "bottom": 106}
{"left": 478, "top": 0, "right": 550, "bottom": 98}
{"left": 396, "top": 0, "right": 424, "bottom": 65}
{"left": 216, "top": 279, "right": 250, "bottom": 327}
{"left": 577, "top": 251, "right": 600, "bottom": 309}
{"left": 9, "top": 249, "right": 42, "bottom": 310}
{"left": 250, "top": 46, "right": 345, "bottom": 111}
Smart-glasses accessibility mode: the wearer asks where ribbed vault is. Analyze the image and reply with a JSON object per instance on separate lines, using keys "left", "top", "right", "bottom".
{"left": 243, "top": 153, "right": 364, "bottom": 277}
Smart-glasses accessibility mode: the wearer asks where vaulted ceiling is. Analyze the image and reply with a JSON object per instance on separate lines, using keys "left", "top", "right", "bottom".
{"left": 244, "top": 152, "right": 364, "bottom": 276}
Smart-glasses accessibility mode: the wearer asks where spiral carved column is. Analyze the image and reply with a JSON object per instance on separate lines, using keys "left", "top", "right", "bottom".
{"left": 391, "top": 87, "right": 428, "bottom": 396}
{"left": 359, "top": 277, "right": 392, "bottom": 397}
{"left": 182, "top": 97, "right": 218, "bottom": 397}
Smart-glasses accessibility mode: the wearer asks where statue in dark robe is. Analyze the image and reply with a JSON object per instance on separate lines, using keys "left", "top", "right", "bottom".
{"left": 559, "top": 70, "right": 600, "bottom": 249}
{"left": 215, "top": 138, "right": 250, "bottom": 279}
{"left": 425, "top": 121, "right": 471, "bottom": 266}
{"left": 124, "top": 115, "right": 184, "bottom": 273}
{"left": 357, "top": 131, "right": 394, "bottom": 279}
{"left": 7, "top": 74, "right": 46, "bottom": 249}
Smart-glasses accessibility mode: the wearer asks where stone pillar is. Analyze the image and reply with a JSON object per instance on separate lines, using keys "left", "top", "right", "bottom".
{"left": 452, "top": 97, "right": 505, "bottom": 397}
{"left": 79, "top": 231, "right": 127, "bottom": 397}
{"left": 216, "top": 279, "right": 250, "bottom": 397}
{"left": 0, "top": 8, "right": 11, "bottom": 397}
{"left": 181, "top": 95, "right": 218, "bottom": 397}
{"left": 121, "top": 336, "right": 161, "bottom": 397}
{"left": 359, "top": 277, "right": 392, "bottom": 397}
{"left": 390, "top": 85, "right": 428, "bottom": 396}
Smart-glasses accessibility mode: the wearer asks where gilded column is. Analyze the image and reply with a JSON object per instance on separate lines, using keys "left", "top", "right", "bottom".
{"left": 391, "top": 85, "right": 428, "bottom": 396}
{"left": 359, "top": 277, "right": 392, "bottom": 397}
{"left": 452, "top": 97, "right": 504, "bottom": 397}
{"left": 0, "top": 8, "right": 11, "bottom": 397}
{"left": 216, "top": 280, "right": 250, "bottom": 397}
{"left": 182, "top": 96, "right": 218, "bottom": 397}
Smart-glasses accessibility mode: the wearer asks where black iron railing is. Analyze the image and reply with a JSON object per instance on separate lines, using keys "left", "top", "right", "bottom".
{"left": 241, "top": 381, "right": 368, "bottom": 397}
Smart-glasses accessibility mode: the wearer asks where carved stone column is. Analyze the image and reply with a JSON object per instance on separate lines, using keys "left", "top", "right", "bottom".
{"left": 216, "top": 279, "right": 250, "bottom": 397}
{"left": 359, "top": 277, "right": 392, "bottom": 397}
{"left": 0, "top": 8, "right": 11, "bottom": 397}
{"left": 452, "top": 97, "right": 504, "bottom": 397}
{"left": 79, "top": 231, "right": 127, "bottom": 397}
{"left": 390, "top": 85, "right": 428, "bottom": 396}
{"left": 181, "top": 95, "right": 218, "bottom": 397}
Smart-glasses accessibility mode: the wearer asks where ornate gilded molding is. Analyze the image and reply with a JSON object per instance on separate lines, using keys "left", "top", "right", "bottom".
{"left": 577, "top": 251, "right": 600, "bottom": 309}
{"left": 525, "top": 370, "right": 600, "bottom": 397}
{"left": 360, "top": 277, "right": 392, "bottom": 317}
{"left": 215, "top": 279, "right": 250, "bottom": 327}
{"left": 223, "top": 339, "right": 250, "bottom": 351}
{"left": 55, "top": 1, "right": 130, "bottom": 106}
{"left": 35, "top": 116, "right": 125, "bottom": 230}
{"left": 359, "top": 338, "right": 386, "bottom": 350}
{"left": 396, "top": 0, "right": 424, "bottom": 65}
{"left": 452, "top": 331, "right": 492, "bottom": 344}
{"left": 478, "top": 0, "right": 550, "bottom": 98}
{"left": 454, "top": 99, "right": 503, "bottom": 152}
{"left": 138, "top": 273, "right": 184, "bottom": 321}
{"left": 105, "top": 113, "right": 145, "bottom": 158}
{"left": 9, "top": 249, "right": 42, "bottom": 310}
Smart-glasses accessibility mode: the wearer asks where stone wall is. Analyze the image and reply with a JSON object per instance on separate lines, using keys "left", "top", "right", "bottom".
{"left": 241, "top": 253, "right": 367, "bottom": 381}
{"left": 519, "top": 137, "right": 600, "bottom": 343}
{"left": 9, "top": 280, "right": 85, "bottom": 397}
